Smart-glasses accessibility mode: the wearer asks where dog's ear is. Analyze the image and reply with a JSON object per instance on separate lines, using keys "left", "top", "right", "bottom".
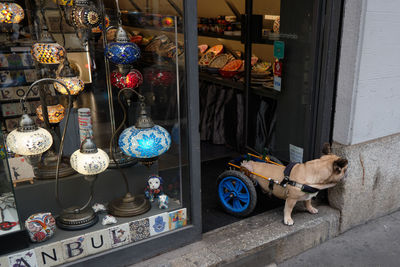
{"left": 322, "top": 143, "right": 332, "bottom": 155}
{"left": 333, "top": 158, "right": 348, "bottom": 173}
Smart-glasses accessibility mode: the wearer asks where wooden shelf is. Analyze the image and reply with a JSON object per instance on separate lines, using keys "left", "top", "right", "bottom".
{"left": 198, "top": 32, "right": 242, "bottom": 41}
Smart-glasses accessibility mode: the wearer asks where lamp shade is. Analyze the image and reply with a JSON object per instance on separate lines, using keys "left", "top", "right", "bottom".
{"left": 70, "top": 3, "right": 101, "bottom": 29}
{"left": 55, "top": 77, "right": 84, "bottom": 95}
{"left": 6, "top": 115, "right": 53, "bottom": 156}
{"left": 36, "top": 104, "right": 65, "bottom": 124}
{"left": 105, "top": 26, "right": 141, "bottom": 65}
{"left": 31, "top": 43, "right": 66, "bottom": 65}
{"left": 111, "top": 69, "right": 143, "bottom": 89}
{"left": 105, "top": 42, "right": 141, "bottom": 65}
{"left": 118, "top": 125, "right": 171, "bottom": 159}
{"left": 51, "top": 0, "right": 73, "bottom": 5}
{"left": 0, "top": 2, "right": 24, "bottom": 24}
{"left": 70, "top": 138, "right": 109, "bottom": 175}
{"left": 144, "top": 69, "right": 175, "bottom": 87}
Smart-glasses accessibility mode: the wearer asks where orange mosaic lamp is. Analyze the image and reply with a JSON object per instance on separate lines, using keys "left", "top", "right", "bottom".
{"left": 36, "top": 104, "right": 65, "bottom": 124}
{"left": 0, "top": 0, "right": 24, "bottom": 24}
{"left": 54, "top": 60, "right": 84, "bottom": 95}
{"left": 31, "top": 25, "right": 66, "bottom": 65}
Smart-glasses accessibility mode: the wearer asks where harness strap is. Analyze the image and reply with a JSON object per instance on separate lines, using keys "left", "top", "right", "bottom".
{"left": 280, "top": 162, "right": 320, "bottom": 194}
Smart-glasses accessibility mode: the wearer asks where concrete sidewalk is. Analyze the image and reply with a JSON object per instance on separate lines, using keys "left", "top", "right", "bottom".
{"left": 279, "top": 210, "right": 400, "bottom": 267}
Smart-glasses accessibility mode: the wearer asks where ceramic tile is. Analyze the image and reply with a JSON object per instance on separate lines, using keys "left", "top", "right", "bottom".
{"left": 84, "top": 228, "right": 111, "bottom": 255}
{"left": 149, "top": 212, "right": 169, "bottom": 236}
{"left": 108, "top": 223, "right": 131, "bottom": 248}
{"left": 8, "top": 249, "right": 38, "bottom": 267}
{"left": 129, "top": 218, "right": 150, "bottom": 242}
{"left": 0, "top": 256, "right": 9, "bottom": 267}
{"left": 169, "top": 208, "right": 187, "bottom": 230}
{"left": 34, "top": 242, "right": 64, "bottom": 267}
{"left": 60, "top": 235, "right": 87, "bottom": 263}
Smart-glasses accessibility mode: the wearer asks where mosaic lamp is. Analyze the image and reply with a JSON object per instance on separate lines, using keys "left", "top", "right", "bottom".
{"left": 31, "top": 25, "right": 66, "bottom": 65}
{"left": 110, "top": 68, "right": 143, "bottom": 90}
{"left": 0, "top": 0, "right": 24, "bottom": 24}
{"left": 55, "top": 59, "right": 85, "bottom": 95}
{"left": 6, "top": 114, "right": 53, "bottom": 165}
{"left": 118, "top": 101, "right": 171, "bottom": 166}
{"left": 105, "top": 25, "right": 141, "bottom": 65}
{"left": 56, "top": 137, "right": 109, "bottom": 230}
{"left": 69, "top": 0, "right": 101, "bottom": 29}
{"left": 36, "top": 104, "right": 65, "bottom": 124}
{"left": 70, "top": 138, "right": 109, "bottom": 176}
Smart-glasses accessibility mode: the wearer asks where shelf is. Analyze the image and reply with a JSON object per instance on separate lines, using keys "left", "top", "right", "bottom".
{"left": 0, "top": 97, "right": 40, "bottom": 103}
{"left": 0, "top": 66, "right": 35, "bottom": 71}
{"left": 199, "top": 71, "right": 279, "bottom": 99}
{"left": 198, "top": 32, "right": 242, "bottom": 41}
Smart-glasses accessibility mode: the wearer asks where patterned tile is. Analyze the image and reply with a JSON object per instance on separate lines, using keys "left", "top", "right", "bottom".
{"left": 84, "top": 228, "right": 111, "bottom": 255}
{"left": 149, "top": 212, "right": 169, "bottom": 236}
{"left": 60, "top": 235, "right": 87, "bottom": 263}
{"left": 108, "top": 223, "right": 131, "bottom": 248}
{"left": 8, "top": 249, "right": 38, "bottom": 267}
{"left": 129, "top": 218, "right": 150, "bottom": 242}
{"left": 169, "top": 208, "right": 187, "bottom": 230}
{"left": 0, "top": 256, "right": 9, "bottom": 267}
{"left": 34, "top": 242, "right": 64, "bottom": 267}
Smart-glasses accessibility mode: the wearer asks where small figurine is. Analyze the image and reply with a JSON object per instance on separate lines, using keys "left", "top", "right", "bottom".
{"left": 25, "top": 212, "right": 56, "bottom": 243}
{"left": 145, "top": 175, "right": 164, "bottom": 202}
{"left": 102, "top": 214, "right": 117, "bottom": 226}
{"left": 92, "top": 203, "right": 107, "bottom": 213}
{"left": 158, "top": 194, "right": 169, "bottom": 209}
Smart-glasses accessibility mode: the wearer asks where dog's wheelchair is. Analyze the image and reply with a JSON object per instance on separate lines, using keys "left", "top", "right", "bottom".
{"left": 217, "top": 153, "right": 284, "bottom": 217}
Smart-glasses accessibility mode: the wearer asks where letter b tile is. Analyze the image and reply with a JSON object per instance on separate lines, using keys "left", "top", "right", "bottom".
{"left": 61, "top": 235, "right": 87, "bottom": 263}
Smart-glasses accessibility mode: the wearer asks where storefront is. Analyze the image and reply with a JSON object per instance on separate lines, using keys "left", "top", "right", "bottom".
{"left": 0, "top": 0, "right": 342, "bottom": 266}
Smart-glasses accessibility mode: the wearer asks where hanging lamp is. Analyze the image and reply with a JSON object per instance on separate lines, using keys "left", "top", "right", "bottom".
{"left": 110, "top": 68, "right": 143, "bottom": 90}
{"left": 69, "top": 0, "right": 101, "bottom": 29}
{"left": 31, "top": 25, "right": 66, "bottom": 65}
{"left": 54, "top": 59, "right": 85, "bottom": 95}
{"left": 0, "top": 0, "right": 24, "bottom": 24}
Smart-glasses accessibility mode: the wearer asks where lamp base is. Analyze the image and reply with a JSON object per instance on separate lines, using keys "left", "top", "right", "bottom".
{"left": 109, "top": 193, "right": 151, "bottom": 217}
{"left": 56, "top": 207, "right": 98, "bottom": 230}
{"left": 35, "top": 157, "right": 76, "bottom": 179}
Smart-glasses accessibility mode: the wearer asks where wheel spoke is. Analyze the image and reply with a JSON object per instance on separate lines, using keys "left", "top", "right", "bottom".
{"left": 233, "top": 199, "right": 242, "bottom": 210}
{"left": 235, "top": 182, "right": 243, "bottom": 192}
{"left": 223, "top": 181, "right": 235, "bottom": 191}
{"left": 223, "top": 192, "right": 231, "bottom": 202}
{"left": 238, "top": 193, "right": 249, "bottom": 202}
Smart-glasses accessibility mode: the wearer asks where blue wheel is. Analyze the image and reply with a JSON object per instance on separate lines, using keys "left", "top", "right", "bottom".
{"left": 217, "top": 170, "right": 257, "bottom": 217}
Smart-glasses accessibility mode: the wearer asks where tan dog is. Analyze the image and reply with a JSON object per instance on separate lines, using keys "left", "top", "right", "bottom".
{"left": 241, "top": 144, "right": 348, "bottom": 225}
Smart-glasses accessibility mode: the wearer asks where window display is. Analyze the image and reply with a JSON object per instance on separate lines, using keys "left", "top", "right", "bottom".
{"left": 0, "top": 0, "right": 195, "bottom": 264}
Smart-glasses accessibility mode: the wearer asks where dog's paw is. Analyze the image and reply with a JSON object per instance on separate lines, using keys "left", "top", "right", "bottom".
{"left": 307, "top": 207, "right": 319, "bottom": 214}
{"left": 283, "top": 217, "right": 294, "bottom": 226}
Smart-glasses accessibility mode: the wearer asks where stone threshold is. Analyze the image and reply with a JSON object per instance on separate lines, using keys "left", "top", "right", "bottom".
{"left": 132, "top": 205, "right": 340, "bottom": 266}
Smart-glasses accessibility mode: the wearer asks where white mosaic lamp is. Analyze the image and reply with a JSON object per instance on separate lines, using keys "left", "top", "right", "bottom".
{"left": 6, "top": 114, "right": 53, "bottom": 162}
{"left": 70, "top": 138, "right": 109, "bottom": 175}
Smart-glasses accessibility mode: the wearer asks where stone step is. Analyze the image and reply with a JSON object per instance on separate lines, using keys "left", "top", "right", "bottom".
{"left": 132, "top": 205, "right": 340, "bottom": 266}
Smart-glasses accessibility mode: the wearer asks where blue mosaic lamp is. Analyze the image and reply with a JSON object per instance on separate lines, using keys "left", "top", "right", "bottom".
{"left": 118, "top": 103, "right": 171, "bottom": 166}
{"left": 105, "top": 25, "right": 141, "bottom": 65}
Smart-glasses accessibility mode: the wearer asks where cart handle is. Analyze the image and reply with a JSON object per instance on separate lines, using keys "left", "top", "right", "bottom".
{"left": 247, "top": 153, "right": 284, "bottom": 167}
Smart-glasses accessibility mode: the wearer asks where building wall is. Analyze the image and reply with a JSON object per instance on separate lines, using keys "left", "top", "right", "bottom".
{"left": 333, "top": 0, "right": 400, "bottom": 146}
{"left": 330, "top": 0, "right": 400, "bottom": 233}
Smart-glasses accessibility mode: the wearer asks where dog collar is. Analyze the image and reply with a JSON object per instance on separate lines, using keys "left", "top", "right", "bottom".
{"left": 280, "top": 162, "right": 320, "bottom": 194}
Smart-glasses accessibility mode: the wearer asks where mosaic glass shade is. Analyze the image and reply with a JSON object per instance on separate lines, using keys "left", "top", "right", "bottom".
{"left": 70, "top": 5, "right": 101, "bottom": 29}
{"left": 6, "top": 127, "right": 53, "bottom": 156}
{"left": 118, "top": 125, "right": 171, "bottom": 159}
{"left": 0, "top": 2, "right": 24, "bottom": 24}
{"left": 52, "top": 0, "right": 73, "bottom": 6}
{"left": 105, "top": 42, "right": 141, "bottom": 65}
{"left": 111, "top": 69, "right": 143, "bottom": 89}
{"left": 36, "top": 104, "right": 65, "bottom": 124}
{"left": 70, "top": 148, "right": 109, "bottom": 175}
{"left": 31, "top": 43, "right": 66, "bottom": 65}
{"left": 144, "top": 69, "right": 175, "bottom": 87}
{"left": 55, "top": 77, "right": 84, "bottom": 95}
{"left": 92, "top": 15, "right": 109, "bottom": 33}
